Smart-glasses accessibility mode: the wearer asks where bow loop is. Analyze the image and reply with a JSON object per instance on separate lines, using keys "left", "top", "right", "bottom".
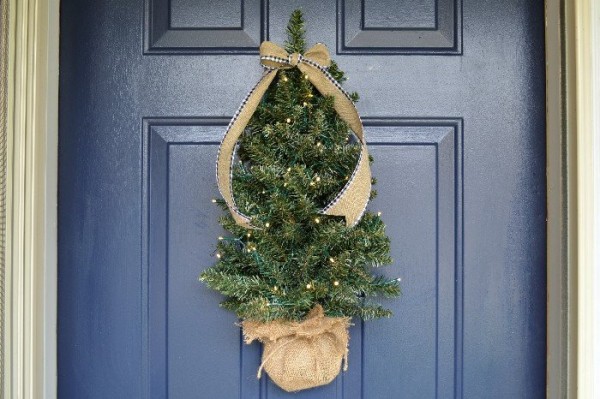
{"left": 303, "top": 43, "right": 331, "bottom": 68}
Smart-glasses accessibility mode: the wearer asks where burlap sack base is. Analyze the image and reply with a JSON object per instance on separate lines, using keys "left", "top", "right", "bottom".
{"left": 241, "top": 305, "right": 352, "bottom": 392}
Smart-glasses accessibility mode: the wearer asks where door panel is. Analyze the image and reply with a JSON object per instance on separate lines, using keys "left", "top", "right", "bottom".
{"left": 59, "top": 1, "right": 546, "bottom": 398}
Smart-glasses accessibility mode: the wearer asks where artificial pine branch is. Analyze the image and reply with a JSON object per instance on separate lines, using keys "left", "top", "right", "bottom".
{"left": 200, "top": 9, "right": 401, "bottom": 322}
{"left": 284, "top": 9, "right": 306, "bottom": 54}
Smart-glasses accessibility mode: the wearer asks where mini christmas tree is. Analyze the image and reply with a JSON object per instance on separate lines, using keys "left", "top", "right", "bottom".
{"left": 200, "top": 9, "right": 403, "bottom": 392}
{"left": 200, "top": 9, "right": 400, "bottom": 324}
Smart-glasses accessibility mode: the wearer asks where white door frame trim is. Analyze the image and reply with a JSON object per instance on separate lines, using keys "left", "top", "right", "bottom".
{"left": 2, "top": 0, "right": 59, "bottom": 398}
{"left": 0, "top": 0, "right": 592, "bottom": 398}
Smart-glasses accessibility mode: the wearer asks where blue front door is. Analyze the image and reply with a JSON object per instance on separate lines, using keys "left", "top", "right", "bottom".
{"left": 58, "top": 1, "right": 546, "bottom": 398}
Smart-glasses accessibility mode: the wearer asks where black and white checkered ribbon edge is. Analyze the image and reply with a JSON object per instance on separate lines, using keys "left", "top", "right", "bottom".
{"left": 216, "top": 52, "right": 370, "bottom": 228}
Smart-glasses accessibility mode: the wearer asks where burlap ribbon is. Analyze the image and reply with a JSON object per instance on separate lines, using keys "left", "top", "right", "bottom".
{"left": 216, "top": 41, "right": 372, "bottom": 228}
{"left": 242, "top": 305, "right": 351, "bottom": 392}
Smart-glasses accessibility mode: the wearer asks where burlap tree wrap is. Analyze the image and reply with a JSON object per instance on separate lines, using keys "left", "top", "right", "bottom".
{"left": 241, "top": 305, "right": 352, "bottom": 392}
{"left": 216, "top": 40, "right": 372, "bottom": 229}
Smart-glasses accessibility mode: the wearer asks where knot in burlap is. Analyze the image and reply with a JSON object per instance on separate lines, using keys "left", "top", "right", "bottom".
{"left": 287, "top": 52, "right": 301, "bottom": 66}
{"left": 241, "top": 305, "right": 351, "bottom": 392}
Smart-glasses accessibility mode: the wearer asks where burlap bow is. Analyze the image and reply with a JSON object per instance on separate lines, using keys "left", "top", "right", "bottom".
{"left": 216, "top": 41, "right": 372, "bottom": 228}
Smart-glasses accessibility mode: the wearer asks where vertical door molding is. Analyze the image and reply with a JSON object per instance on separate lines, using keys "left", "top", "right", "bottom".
{"left": 545, "top": 0, "right": 578, "bottom": 398}
{"left": 0, "top": 0, "right": 8, "bottom": 395}
{"left": 3, "top": 0, "right": 59, "bottom": 398}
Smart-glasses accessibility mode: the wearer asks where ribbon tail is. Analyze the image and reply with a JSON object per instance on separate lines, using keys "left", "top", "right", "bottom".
{"left": 297, "top": 63, "right": 364, "bottom": 142}
{"left": 321, "top": 145, "right": 372, "bottom": 227}
{"left": 216, "top": 70, "right": 278, "bottom": 228}
{"left": 297, "top": 63, "right": 372, "bottom": 227}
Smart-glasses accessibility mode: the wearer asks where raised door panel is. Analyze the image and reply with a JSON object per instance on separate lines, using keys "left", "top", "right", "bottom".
{"left": 338, "top": 0, "right": 461, "bottom": 54}
{"left": 143, "top": 119, "right": 462, "bottom": 399}
{"left": 144, "top": 0, "right": 268, "bottom": 54}
{"left": 145, "top": 121, "right": 262, "bottom": 398}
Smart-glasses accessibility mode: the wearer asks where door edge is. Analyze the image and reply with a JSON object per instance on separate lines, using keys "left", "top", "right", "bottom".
{"left": 545, "top": 0, "right": 577, "bottom": 397}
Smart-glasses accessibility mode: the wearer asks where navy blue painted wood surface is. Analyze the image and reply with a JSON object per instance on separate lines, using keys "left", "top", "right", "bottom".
{"left": 58, "top": 1, "right": 546, "bottom": 398}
